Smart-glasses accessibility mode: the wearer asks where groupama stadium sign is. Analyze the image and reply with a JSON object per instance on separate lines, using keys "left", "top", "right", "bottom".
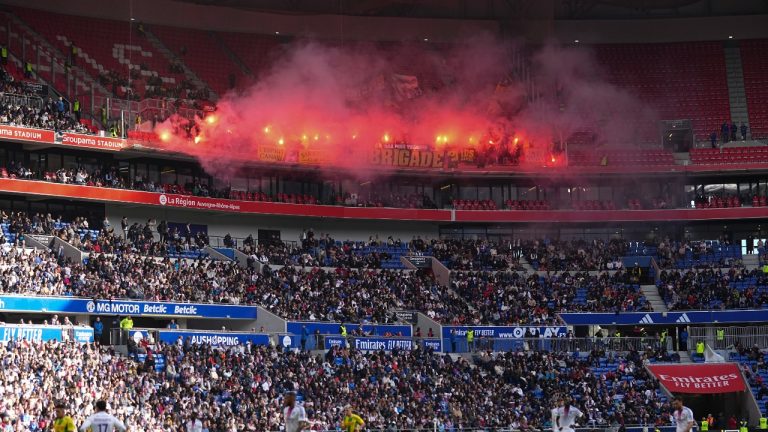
{"left": 0, "top": 125, "right": 126, "bottom": 151}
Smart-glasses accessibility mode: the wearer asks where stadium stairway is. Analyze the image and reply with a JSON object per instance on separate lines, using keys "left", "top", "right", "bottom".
{"left": 730, "top": 352, "right": 768, "bottom": 417}
{"left": 204, "top": 246, "right": 235, "bottom": 261}
{"left": 5, "top": 12, "right": 112, "bottom": 115}
{"left": 641, "top": 284, "right": 668, "bottom": 312}
{"left": 24, "top": 234, "right": 53, "bottom": 250}
{"left": 724, "top": 44, "right": 751, "bottom": 136}
{"left": 743, "top": 253, "right": 761, "bottom": 270}
{"left": 519, "top": 256, "right": 535, "bottom": 272}
{"left": 209, "top": 31, "right": 254, "bottom": 78}
{"left": 142, "top": 27, "right": 218, "bottom": 101}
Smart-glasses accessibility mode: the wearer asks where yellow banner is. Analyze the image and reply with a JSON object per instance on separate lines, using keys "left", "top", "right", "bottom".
{"left": 258, "top": 146, "right": 286, "bottom": 163}
{"left": 369, "top": 148, "right": 448, "bottom": 168}
{"left": 298, "top": 149, "right": 328, "bottom": 165}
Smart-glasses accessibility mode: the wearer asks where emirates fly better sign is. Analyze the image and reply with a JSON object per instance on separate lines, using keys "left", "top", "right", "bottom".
{"left": 646, "top": 363, "right": 746, "bottom": 394}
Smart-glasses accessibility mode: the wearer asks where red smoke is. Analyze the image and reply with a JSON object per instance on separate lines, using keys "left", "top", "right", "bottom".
{"left": 155, "top": 36, "right": 657, "bottom": 178}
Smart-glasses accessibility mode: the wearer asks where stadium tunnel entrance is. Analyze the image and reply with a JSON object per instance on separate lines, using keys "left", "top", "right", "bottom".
{"left": 646, "top": 363, "right": 761, "bottom": 427}
{"left": 681, "top": 393, "right": 748, "bottom": 430}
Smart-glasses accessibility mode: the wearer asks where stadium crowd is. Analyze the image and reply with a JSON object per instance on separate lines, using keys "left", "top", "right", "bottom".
{"left": 1, "top": 65, "right": 89, "bottom": 134}
{"left": 520, "top": 239, "right": 628, "bottom": 272}
{"left": 252, "top": 266, "right": 468, "bottom": 323}
{"left": 451, "top": 270, "right": 651, "bottom": 326}
{"left": 658, "top": 266, "right": 768, "bottom": 310}
{"left": 3, "top": 207, "right": 767, "bottom": 324}
{"left": 425, "top": 238, "right": 525, "bottom": 271}
{"left": 0, "top": 240, "right": 658, "bottom": 326}
{"left": 653, "top": 239, "right": 744, "bottom": 270}
{"left": 0, "top": 338, "right": 674, "bottom": 432}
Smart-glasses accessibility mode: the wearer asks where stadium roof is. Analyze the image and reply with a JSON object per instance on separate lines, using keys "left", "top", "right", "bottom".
{"left": 177, "top": 0, "right": 768, "bottom": 20}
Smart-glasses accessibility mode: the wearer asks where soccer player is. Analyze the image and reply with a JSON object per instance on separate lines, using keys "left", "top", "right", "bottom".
{"left": 53, "top": 403, "right": 77, "bottom": 432}
{"left": 672, "top": 396, "right": 696, "bottom": 432}
{"left": 552, "top": 397, "right": 583, "bottom": 432}
{"left": 283, "top": 391, "right": 309, "bottom": 432}
{"left": 79, "top": 400, "right": 128, "bottom": 432}
{"left": 341, "top": 405, "right": 365, "bottom": 432}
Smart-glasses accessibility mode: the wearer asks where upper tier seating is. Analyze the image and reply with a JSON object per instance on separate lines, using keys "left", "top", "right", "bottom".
{"left": 216, "top": 31, "right": 281, "bottom": 79}
{"left": 569, "top": 149, "right": 675, "bottom": 166}
{"left": 14, "top": 7, "right": 183, "bottom": 99}
{"left": 741, "top": 40, "right": 768, "bottom": 139}
{"left": 690, "top": 146, "right": 768, "bottom": 164}
{"left": 594, "top": 42, "right": 730, "bottom": 139}
{"left": 453, "top": 199, "right": 497, "bottom": 210}
{"left": 151, "top": 25, "right": 245, "bottom": 97}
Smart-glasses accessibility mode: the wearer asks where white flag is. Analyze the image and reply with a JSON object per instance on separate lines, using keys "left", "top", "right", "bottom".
{"left": 704, "top": 344, "right": 725, "bottom": 363}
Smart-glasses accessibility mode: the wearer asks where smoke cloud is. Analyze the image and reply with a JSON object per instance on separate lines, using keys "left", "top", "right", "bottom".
{"left": 155, "top": 35, "right": 658, "bottom": 180}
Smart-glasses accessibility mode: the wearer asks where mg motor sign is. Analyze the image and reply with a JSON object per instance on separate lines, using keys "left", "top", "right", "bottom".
{"left": 647, "top": 363, "right": 746, "bottom": 394}
{"left": 0, "top": 295, "right": 257, "bottom": 319}
{"left": 88, "top": 300, "right": 200, "bottom": 316}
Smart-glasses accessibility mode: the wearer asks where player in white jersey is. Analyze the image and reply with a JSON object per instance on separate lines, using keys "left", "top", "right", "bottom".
{"left": 283, "top": 391, "right": 309, "bottom": 432}
{"left": 671, "top": 396, "right": 696, "bottom": 432}
{"left": 79, "top": 400, "right": 128, "bottom": 432}
{"left": 552, "top": 397, "right": 584, "bottom": 432}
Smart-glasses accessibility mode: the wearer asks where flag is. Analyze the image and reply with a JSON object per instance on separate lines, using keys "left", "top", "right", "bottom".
{"left": 391, "top": 74, "right": 422, "bottom": 100}
{"left": 704, "top": 344, "right": 725, "bottom": 363}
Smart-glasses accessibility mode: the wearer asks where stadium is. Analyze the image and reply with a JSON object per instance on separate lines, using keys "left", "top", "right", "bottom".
{"left": 0, "top": 0, "right": 768, "bottom": 430}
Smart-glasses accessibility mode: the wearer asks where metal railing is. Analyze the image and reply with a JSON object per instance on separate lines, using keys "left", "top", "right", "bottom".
{"left": 688, "top": 325, "right": 768, "bottom": 350}
{"left": 277, "top": 335, "right": 665, "bottom": 353}
{"left": 93, "top": 95, "right": 203, "bottom": 137}
{"left": 206, "top": 235, "right": 299, "bottom": 250}
{"left": 0, "top": 92, "right": 44, "bottom": 110}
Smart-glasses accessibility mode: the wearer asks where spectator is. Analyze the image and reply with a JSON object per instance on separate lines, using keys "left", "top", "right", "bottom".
{"left": 721, "top": 121, "right": 729, "bottom": 143}
{"left": 93, "top": 317, "right": 103, "bottom": 342}
{"left": 0, "top": 341, "right": 672, "bottom": 431}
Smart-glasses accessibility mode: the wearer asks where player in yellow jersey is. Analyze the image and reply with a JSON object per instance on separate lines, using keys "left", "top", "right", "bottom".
{"left": 52, "top": 402, "right": 77, "bottom": 432}
{"left": 341, "top": 405, "right": 365, "bottom": 432}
